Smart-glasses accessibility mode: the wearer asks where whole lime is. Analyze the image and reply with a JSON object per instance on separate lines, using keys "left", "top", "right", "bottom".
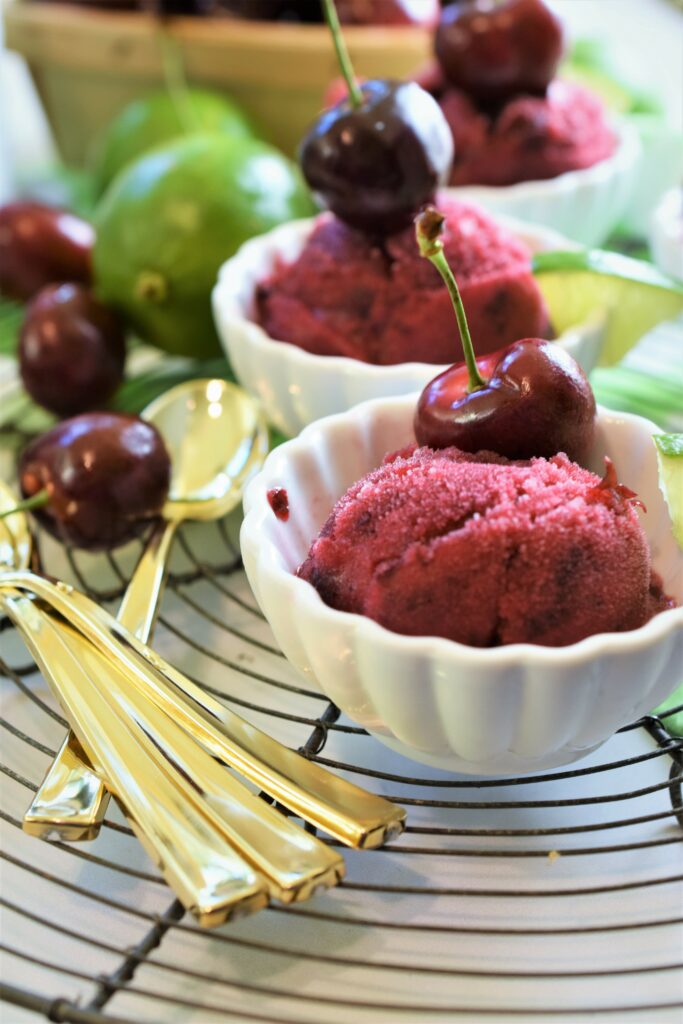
{"left": 93, "top": 133, "right": 315, "bottom": 358}
{"left": 92, "top": 88, "right": 255, "bottom": 195}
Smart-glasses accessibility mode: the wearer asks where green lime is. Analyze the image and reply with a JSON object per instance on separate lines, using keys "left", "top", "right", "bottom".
{"left": 533, "top": 250, "right": 683, "bottom": 366}
{"left": 92, "top": 89, "right": 255, "bottom": 195}
{"left": 93, "top": 133, "right": 314, "bottom": 358}
{"left": 652, "top": 432, "right": 683, "bottom": 735}
{"left": 654, "top": 433, "right": 683, "bottom": 549}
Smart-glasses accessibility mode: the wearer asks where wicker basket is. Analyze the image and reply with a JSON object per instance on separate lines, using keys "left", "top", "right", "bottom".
{"left": 3, "top": 1, "right": 432, "bottom": 165}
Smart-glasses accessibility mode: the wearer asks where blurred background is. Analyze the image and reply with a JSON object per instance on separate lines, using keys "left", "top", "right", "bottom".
{"left": 1, "top": 0, "right": 682, "bottom": 224}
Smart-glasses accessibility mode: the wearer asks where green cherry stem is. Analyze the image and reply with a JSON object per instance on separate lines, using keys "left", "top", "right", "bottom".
{"left": 0, "top": 488, "right": 49, "bottom": 522}
{"left": 322, "top": 0, "right": 363, "bottom": 109}
{"left": 415, "top": 206, "right": 486, "bottom": 392}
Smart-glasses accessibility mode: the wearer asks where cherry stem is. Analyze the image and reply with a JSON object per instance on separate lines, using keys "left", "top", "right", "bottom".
{"left": 322, "top": 0, "right": 363, "bottom": 109}
{"left": 0, "top": 488, "right": 49, "bottom": 522}
{"left": 415, "top": 207, "right": 486, "bottom": 392}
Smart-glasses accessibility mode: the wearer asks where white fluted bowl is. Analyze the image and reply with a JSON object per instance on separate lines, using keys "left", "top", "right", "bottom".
{"left": 448, "top": 122, "right": 640, "bottom": 247}
{"left": 214, "top": 215, "right": 604, "bottom": 438}
{"left": 650, "top": 187, "right": 683, "bottom": 281}
{"left": 241, "top": 398, "right": 683, "bottom": 775}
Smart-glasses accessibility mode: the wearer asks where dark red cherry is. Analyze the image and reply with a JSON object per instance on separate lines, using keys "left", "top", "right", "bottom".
{"left": 19, "top": 284, "right": 126, "bottom": 417}
{"left": 435, "top": 0, "right": 564, "bottom": 106}
{"left": 300, "top": 79, "right": 454, "bottom": 236}
{"left": 415, "top": 338, "right": 596, "bottom": 463}
{"left": 0, "top": 202, "right": 94, "bottom": 302}
{"left": 219, "top": 0, "right": 322, "bottom": 20}
{"left": 336, "top": 0, "right": 439, "bottom": 25}
{"left": 18, "top": 412, "right": 171, "bottom": 551}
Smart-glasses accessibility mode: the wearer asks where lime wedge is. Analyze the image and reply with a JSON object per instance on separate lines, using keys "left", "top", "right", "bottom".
{"left": 654, "top": 433, "right": 683, "bottom": 549}
{"left": 652, "top": 433, "right": 683, "bottom": 735}
{"left": 654, "top": 684, "right": 683, "bottom": 737}
{"left": 561, "top": 64, "right": 633, "bottom": 115}
{"left": 533, "top": 250, "right": 683, "bottom": 366}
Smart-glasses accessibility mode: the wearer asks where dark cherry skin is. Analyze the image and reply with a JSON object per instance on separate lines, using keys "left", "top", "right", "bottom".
{"left": 336, "top": 0, "right": 438, "bottom": 25}
{"left": 19, "top": 412, "right": 171, "bottom": 551}
{"left": 220, "top": 0, "right": 322, "bottom": 20}
{"left": 221, "top": 0, "right": 436, "bottom": 23}
{"left": 300, "top": 79, "right": 453, "bottom": 236}
{"left": 19, "top": 284, "right": 126, "bottom": 417}
{"left": 435, "top": 0, "right": 564, "bottom": 106}
{"left": 0, "top": 202, "right": 94, "bottom": 302}
{"left": 415, "top": 338, "right": 596, "bottom": 463}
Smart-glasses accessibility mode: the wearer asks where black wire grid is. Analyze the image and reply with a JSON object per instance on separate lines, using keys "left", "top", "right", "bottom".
{"left": 1, "top": 435, "right": 682, "bottom": 1022}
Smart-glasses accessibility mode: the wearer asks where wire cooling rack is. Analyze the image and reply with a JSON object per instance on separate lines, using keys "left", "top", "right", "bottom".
{"left": 1, "top": 419, "right": 682, "bottom": 1024}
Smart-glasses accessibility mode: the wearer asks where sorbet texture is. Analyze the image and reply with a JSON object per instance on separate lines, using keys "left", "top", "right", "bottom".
{"left": 439, "top": 80, "right": 617, "bottom": 187}
{"left": 256, "top": 198, "right": 550, "bottom": 365}
{"left": 298, "top": 445, "right": 664, "bottom": 648}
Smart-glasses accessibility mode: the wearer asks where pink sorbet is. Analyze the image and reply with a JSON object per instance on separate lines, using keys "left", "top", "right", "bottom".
{"left": 298, "top": 445, "right": 671, "bottom": 648}
{"left": 256, "top": 198, "right": 550, "bottom": 365}
{"left": 439, "top": 80, "right": 617, "bottom": 187}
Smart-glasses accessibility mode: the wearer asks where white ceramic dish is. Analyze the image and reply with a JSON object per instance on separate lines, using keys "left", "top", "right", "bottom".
{"left": 213, "top": 215, "right": 603, "bottom": 438}
{"left": 650, "top": 187, "right": 683, "bottom": 282}
{"left": 448, "top": 121, "right": 640, "bottom": 248}
{"left": 241, "top": 397, "right": 683, "bottom": 776}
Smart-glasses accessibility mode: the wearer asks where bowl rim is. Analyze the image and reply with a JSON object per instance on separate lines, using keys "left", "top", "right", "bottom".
{"left": 445, "top": 117, "right": 640, "bottom": 202}
{"left": 241, "top": 396, "right": 683, "bottom": 671}
{"left": 213, "top": 212, "right": 588, "bottom": 383}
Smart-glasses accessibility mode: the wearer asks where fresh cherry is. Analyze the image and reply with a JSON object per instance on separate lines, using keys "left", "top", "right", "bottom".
{"left": 300, "top": 0, "right": 453, "bottom": 235}
{"left": 219, "top": 0, "right": 322, "bottom": 20}
{"left": 435, "top": 0, "right": 564, "bottom": 107}
{"left": 13, "top": 413, "right": 171, "bottom": 551}
{"left": 415, "top": 337, "right": 596, "bottom": 461}
{"left": 413, "top": 207, "right": 596, "bottom": 463}
{"left": 0, "top": 202, "right": 94, "bottom": 302}
{"left": 221, "top": 0, "right": 437, "bottom": 23}
{"left": 336, "top": 0, "right": 439, "bottom": 25}
{"left": 19, "top": 284, "right": 126, "bottom": 417}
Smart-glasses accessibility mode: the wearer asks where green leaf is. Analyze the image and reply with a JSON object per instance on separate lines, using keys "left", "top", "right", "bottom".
{"left": 0, "top": 299, "right": 23, "bottom": 357}
{"left": 110, "top": 357, "right": 234, "bottom": 415}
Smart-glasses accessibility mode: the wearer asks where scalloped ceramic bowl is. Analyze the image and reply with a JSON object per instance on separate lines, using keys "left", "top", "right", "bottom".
{"left": 448, "top": 121, "right": 640, "bottom": 248}
{"left": 213, "top": 215, "right": 604, "bottom": 438}
{"left": 650, "top": 187, "right": 683, "bottom": 281}
{"left": 241, "top": 397, "right": 683, "bottom": 775}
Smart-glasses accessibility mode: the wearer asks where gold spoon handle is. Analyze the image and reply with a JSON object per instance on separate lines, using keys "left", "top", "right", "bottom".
{"left": 3, "top": 570, "right": 406, "bottom": 848}
{"left": 0, "top": 588, "right": 268, "bottom": 927}
{"left": 117, "top": 518, "right": 178, "bottom": 638}
{"left": 25, "top": 518, "right": 178, "bottom": 841}
{"left": 63, "top": 613, "right": 344, "bottom": 903}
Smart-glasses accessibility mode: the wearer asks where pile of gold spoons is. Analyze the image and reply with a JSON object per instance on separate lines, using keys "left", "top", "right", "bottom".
{"left": 0, "top": 381, "right": 405, "bottom": 927}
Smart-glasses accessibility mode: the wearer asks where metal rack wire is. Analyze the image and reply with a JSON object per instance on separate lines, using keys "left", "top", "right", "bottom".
{"left": 1, "top": 421, "right": 682, "bottom": 1023}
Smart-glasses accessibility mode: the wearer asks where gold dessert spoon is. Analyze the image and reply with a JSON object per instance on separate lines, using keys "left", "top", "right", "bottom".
{"left": 0, "top": 483, "right": 344, "bottom": 920}
{"left": 24, "top": 378, "right": 269, "bottom": 842}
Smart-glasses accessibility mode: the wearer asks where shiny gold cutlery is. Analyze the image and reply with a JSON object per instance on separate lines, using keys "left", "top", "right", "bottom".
{"left": 2, "top": 588, "right": 344, "bottom": 909}
{"left": 0, "top": 456, "right": 404, "bottom": 922}
{"left": 1, "top": 585, "right": 269, "bottom": 927}
{"left": 4, "top": 566, "right": 406, "bottom": 850}
{"left": 25, "top": 379, "right": 269, "bottom": 841}
{"left": 1, "top": 476, "right": 345, "bottom": 920}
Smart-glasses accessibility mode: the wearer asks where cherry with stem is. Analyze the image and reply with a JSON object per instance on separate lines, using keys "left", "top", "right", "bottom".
{"left": 415, "top": 206, "right": 485, "bottom": 392}
{"left": 413, "top": 205, "right": 596, "bottom": 463}
{"left": 299, "top": 1, "right": 453, "bottom": 236}
{"left": 322, "top": 0, "right": 362, "bottom": 108}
